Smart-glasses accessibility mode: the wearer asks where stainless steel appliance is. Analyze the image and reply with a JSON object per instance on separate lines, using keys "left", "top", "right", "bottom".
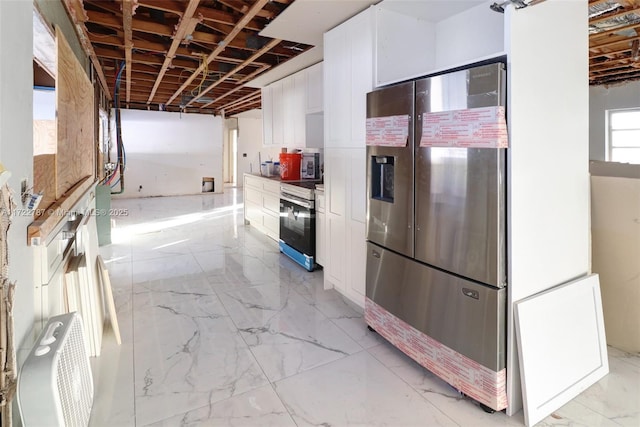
{"left": 279, "top": 182, "right": 316, "bottom": 271}
{"left": 365, "top": 62, "right": 508, "bottom": 412}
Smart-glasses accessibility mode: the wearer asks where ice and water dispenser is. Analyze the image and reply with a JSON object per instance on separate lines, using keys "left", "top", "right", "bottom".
{"left": 370, "top": 155, "right": 395, "bottom": 203}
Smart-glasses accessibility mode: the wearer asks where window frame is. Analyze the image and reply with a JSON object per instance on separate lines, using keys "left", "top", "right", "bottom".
{"left": 607, "top": 107, "right": 640, "bottom": 164}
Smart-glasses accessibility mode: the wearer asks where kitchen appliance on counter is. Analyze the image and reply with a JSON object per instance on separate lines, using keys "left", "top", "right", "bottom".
{"left": 301, "top": 152, "right": 320, "bottom": 179}
{"left": 365, "top": 61, "right": 508, "bottom": 412}
{"left": 279, "top": 181, "right": 317, "bottom": 271}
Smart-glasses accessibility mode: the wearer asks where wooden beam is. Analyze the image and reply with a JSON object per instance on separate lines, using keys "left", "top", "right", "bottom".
{"left": 199, "top": 64, "right": 270, "bottom": 108}
{"left": 217, "top": 89, "right": 261, "bottom": 110}
{"left": 187, "top": 37, "right": 280, "bottom": 106}
{"left": 62, "top": 0, "right": 112, "bottom": 100}
{"left": 591, "top": 66, "right": 640, "bottom": 80}
{"left": 590, "top": 46, "right": 634, "bottom": 59}
{"left": 147, "top": 0, "right": 201, "bottom": 104}
{"left": 218, "top": 0, "right": 274, "bottom": 19}
{"left": 137, "top": 0, "right": 265, "bottom": 31}
{"left": 225, "top": 99, "right": 261, "bottom": 115}
{"left": 590, "top": 35, "right": 640, "bottom": 52}
{"left": 85, "top": 0, "right": 122, "bottom": 17}
{"left": 86, "top": 9, "right": 287, "bottom": 55}
{"left": 590, "top": 60, "right": 636, "bottom": 73}
{"left": 88, "top": 34, "right": 270, "bottom": 67}
{"left": 197, "top": 5, "right": 263, "bottom": 32}
{"left": 200, "top": 85, "right": 252, "bottom": 109}
{"left": 134, "top": 0, "right": 185, "bottom": 16}
{"left": 123, "top": 0, "right": 134, "bottom": 104}
{"left": 93, "top": 47, "right": 199, "bottom": 70}
{"left": 165, "top": 0, "right": 270, "bottom": 106}
{"left": 235, "top": 64, "right": 270, "bottom": 85}
{"left": 589, "top": 0, "right": 616, "bottom": 7}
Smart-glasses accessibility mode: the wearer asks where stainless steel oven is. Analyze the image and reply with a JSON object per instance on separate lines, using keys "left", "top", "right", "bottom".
{"left": 279, "top": 182, "right": 316, "bottom": 271}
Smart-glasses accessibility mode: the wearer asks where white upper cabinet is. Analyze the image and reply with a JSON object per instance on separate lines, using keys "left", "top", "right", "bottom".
{"left": 324, "top": 7, "right": 374, "bottom": 149}
{"left": 282, "top": 76, "right": 295, "bottom": 146}
{"left": 306, "top": 62, "right": 323, "bottom": 113}
{"left": 374, "top": 1, "right": 504, "bottom": 86}
{"left": 261, "top": 63, "right": 323, "bottom": 148}
{"left": 292, "top": 72, "right": 306, "bottom": 147}
{"left": 271, "top": 80, "right": 284, "bottom": 145}
{"left": 261, "top": 86, "right": 273, "bottom": 146}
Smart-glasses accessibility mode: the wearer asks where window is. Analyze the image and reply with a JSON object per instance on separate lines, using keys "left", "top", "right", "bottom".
{"left": 608, "top": 108, "right": 640, "bottom": 164}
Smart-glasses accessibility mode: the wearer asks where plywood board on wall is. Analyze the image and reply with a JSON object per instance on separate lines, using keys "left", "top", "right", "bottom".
{"left": 33, "top": 120, "right": 56, "bottom": 213}
{"left": 56, "top": 26, "right": 94, "bottom": 199}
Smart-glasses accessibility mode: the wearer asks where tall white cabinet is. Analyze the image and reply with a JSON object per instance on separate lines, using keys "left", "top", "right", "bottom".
{"left": 322, "top": 0, "right": 590, "bottom": 417}
{"left": 323, "top": 8, "right": 373, "bottom": 305}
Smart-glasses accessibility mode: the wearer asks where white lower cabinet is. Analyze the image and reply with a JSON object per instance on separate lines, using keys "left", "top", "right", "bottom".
{"left": 315, "top": 190, "right": 326, "bottom": 267}
{"left": 243, "top": 174, "right": 280, "bottom": 241}
{"left": 326, "top": 214, "right": 345, "bottom": 288}
{"left": 347, "top": 220, "right": 366, "bottom": 304}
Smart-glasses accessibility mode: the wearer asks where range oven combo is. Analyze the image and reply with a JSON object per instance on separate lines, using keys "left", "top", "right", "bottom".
{"left": 279, "top": 182, "right": 316, "bottom": 271}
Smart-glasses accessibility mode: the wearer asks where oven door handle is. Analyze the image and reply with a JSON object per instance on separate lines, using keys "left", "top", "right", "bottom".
{"left": 281, "top": 194, "right": 313, "bottom": 209}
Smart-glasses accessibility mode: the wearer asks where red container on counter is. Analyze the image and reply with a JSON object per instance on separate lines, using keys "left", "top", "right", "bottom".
{"left": 279, "top": 153, "right": 302, "bottom": 180}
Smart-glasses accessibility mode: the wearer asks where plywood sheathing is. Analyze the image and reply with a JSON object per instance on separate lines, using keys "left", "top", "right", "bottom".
{"left": 28, "top": 28, "right": 97, "bottom": 245}
{"left": 33, "top": 120, "right": 57, "bottom": 215}
{"left": 56, "top": 26, "right": 94, "bottom": 199}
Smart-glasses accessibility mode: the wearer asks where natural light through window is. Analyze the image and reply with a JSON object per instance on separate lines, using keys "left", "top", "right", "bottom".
{"left": 608, "top": 109, "right": 640, "bottom": 164}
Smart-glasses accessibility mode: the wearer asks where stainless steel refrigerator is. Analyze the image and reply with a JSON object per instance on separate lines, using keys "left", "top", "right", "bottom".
{"left": 365, "top": 62, "right": 508, "bottom": 412}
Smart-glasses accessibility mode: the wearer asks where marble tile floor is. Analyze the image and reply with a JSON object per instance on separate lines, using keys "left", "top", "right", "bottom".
{"left": 89, "top": 190, "right": 640, "bottom": 427}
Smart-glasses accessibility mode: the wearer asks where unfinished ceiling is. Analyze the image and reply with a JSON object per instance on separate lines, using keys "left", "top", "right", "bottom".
{"left": 62, "top": 0, "right": 313, "bottom": 115}
{"left": 58, "top": 0, "right": 640, "bottom": 116}
{"left": 590, "top": 0, "right": 640, "bottom": 85}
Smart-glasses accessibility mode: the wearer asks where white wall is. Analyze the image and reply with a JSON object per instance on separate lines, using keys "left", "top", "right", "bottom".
{"left": 589, "top": 81, "right": 640, "bottom": 161}
{"left": 235, "top": 109, "right": 281, "bottom": 181}
{"left": 115, "top": 109, "right": 223, "bottom": 197}
{"left": 0, "top": 0, "right": 35, "bottom": 382}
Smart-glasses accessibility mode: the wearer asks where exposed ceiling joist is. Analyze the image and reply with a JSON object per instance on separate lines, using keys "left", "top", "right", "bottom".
{"left": 187, "top": 38, "right": 280, "bottom": 107}
{"left": 62, "top": 0, "right": 112, "bottom": 100}
{"left": 589, "top": 0, "right": 640, "bottom": 85}
{"left": 165, "top": 0, "right": 271, "bottom": 106}
{"left": 147, "top": 0, "right": 201, "bottom": 104}
{"left": 122, "top": 0, "right": 134, "bottom": 104}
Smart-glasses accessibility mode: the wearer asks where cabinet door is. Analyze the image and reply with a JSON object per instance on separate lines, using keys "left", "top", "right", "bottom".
{"left": 326, "top": 214, "right": 345, "bottom": 290}
{"left": 348, "top": 220, "right": 366, "bottom": 303}
{"left": 306, "top": 62, "right": 323, "bottom": 113}
{"left": 271, "top": 80, "right": 284, "bottom": 145}
{"left": 293, "top": 72, "right": 306, "bottom": 147}
{"left": 282, "top": 77, "right": 294, "bottom": 146}
{"left": 324, "top": 24, "right": 351, "bottom": 148}
{"left": 350, "top": 9, "right": 374, "bottom": 145}
{"left": 316, "top": 209, "right": 325, "bottom": 267}
{"left": 261, "top": 86, "right": 273, "bottom": 146}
